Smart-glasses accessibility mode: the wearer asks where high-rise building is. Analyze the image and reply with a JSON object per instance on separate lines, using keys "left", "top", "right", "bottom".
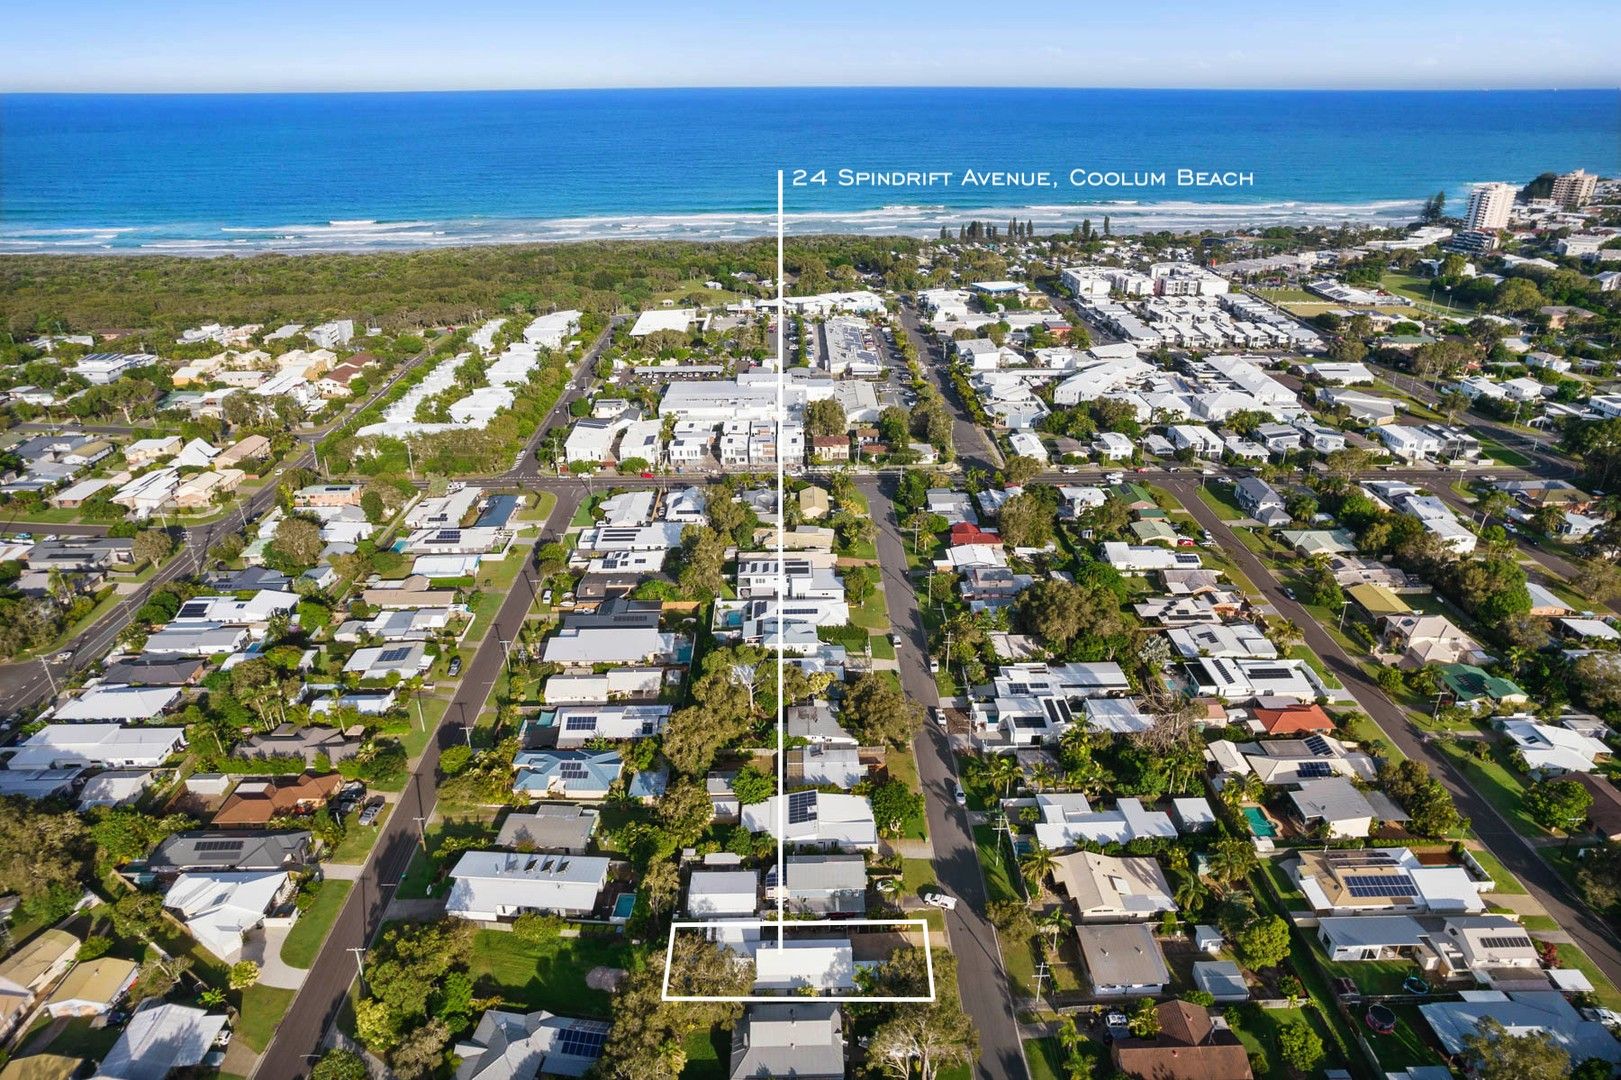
{"left": 1465, "top": 182, "right": 1515, "bottom": 232}
{"left": 1551, "top": 169, "right": 1598, "bottom": 209}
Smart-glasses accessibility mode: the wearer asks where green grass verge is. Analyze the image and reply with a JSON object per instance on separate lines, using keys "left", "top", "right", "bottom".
{"left": 1466, "top": 846, "right": 1528, "bottom": 895}
{"left": 279, "top": 880, "right": 353, "bottom": 969}
{"left": 238, "top": 984, "right": 297, "bottom": 1052}
{"left": 1556, "top": 943, "right": 1621, "bottom": 1009}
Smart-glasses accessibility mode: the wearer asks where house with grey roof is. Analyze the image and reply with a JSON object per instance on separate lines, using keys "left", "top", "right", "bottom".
{"left": 1233, "top": 476, "right": 1291, "bottom": 527}
{"left": 1317, "top": 915, "right": 1427, "bottom": 961}
{"left": 1287, "top": 777, "right": 1377, "bottom": 839}
{"left": 453, "top": 1008, "right": 610, "bottom": 1080}
{"left": 144, "top": 830, "right": 313, "bottom": 877}
{"left": 786, "top": 702, "right": 857, "bottom": 746}
{"left": 767, "top": 855, "right": 868, "bottom": 916}
{"left": 239, "top": 723, "right": 362, "bottom": 766}
{"left": 1192, "top": 960, "right": 1249, "bottom": 1002}
{"left": 1419, "top": 991, "right": 1621, "bottom": 1065}
{"left": 494, "top": 806, "right": 599, "bottom": 853}
{"left": 1077, "top": 923, "right": 1170, "bottom": 997}
{"left": 730, "top": 1002, "right": 846, "bottom": 1080}
{"left": 100, "top": 657, "right": 209, "bottom": 687}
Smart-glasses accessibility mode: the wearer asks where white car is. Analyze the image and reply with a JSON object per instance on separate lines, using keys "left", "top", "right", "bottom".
{"left": 922, "top": 889, "right": 958, "bottom": 911}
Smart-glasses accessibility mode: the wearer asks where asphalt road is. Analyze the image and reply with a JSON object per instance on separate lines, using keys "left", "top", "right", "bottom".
{"left": 895, "top": 304, "right": 1004, "bottom": 475}
{"left": 253, "top": 483, "right": 583, "bottom": 1079}
{"left": 1166, "top": 476, "right": 1621, "bottom": 992}
{"left": 861, "top": 475, "right": 1028, "bottom": 1080}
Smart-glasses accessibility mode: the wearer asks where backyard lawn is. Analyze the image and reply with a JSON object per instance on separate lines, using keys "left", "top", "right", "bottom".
{"left": 466, "top": 928, "right": 633, "bottom": 1018}
{"left": 280, "top": 880, "right": 353, "bottom": 968}
{"left": 680, "top": 1026, "right": 729, "bottom": 1079}
{"left": 1227, "top": 1004, "right": 1350, "bottom": 1080}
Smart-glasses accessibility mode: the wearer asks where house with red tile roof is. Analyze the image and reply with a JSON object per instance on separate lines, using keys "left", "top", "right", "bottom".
{"left": 1253, "top": 703, "right": 1334, "bottom": 735}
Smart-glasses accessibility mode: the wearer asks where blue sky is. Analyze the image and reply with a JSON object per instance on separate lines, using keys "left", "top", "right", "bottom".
{"left": 6, "top": 0, "right": 1619, "bottom": 92}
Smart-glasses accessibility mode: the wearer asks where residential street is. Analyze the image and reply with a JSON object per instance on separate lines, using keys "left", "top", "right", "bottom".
{"left": 861, "top": 475, "right": 1029, "bottom": 1080}
{"left": 252, "top": 485, "right": 583, "bottom": 1079}
{"left": 1165, "top": 476, "right": 1621, "bottom": 993}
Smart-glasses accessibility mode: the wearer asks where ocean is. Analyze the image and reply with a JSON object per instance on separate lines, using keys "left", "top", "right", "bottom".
{"left": 0, "top": 87, "right": 1613, "bottom": 254}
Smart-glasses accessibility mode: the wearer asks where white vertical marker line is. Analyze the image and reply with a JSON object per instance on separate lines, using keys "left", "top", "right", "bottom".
{"left": 775, "top": 168, "right": 786, "bottom": 951}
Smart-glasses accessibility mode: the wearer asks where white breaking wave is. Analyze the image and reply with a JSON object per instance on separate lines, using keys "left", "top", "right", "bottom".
{"left": 0, "top": 198, "right": 1421, "bottom": 255}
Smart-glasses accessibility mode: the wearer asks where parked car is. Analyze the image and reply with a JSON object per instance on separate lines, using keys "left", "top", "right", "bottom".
{"left": 951, "top": 780, "right": 967, "bottom": 807}
{"left": 358, "top": 799, "right": 384, "bottom": 827}
{"left": 447, "top": 656, "right": 463, "bottom": 677}
{"left": 890, "top": 632, "right": 903, "bottom": 648}
{"left": 922, "top": 889, "right": 958, "bottom": 911}
{"left": 1280, "top": 587, "right": 1295, "bottom": 600}
{"left": 932, "top": 707, "right": 947, "bottom": 728}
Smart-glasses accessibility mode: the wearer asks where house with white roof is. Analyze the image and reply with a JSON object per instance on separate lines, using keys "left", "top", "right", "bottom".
{"left": 686, "top": 869, "right": 759, "bottom": 918}
{"left": 753, "top": 940, "right": 857, "bottom": 993}
{"left": 99, "top": 1002, "right": 228, "bottom": 1080}
{"left": 1166, "top": 623, "right": 1278, "bottom": 660}
{"left": 53, "top": 686, "right": 181, "bottom": 723}
{"left": 1029, "top": 794, "right": 1176, "bottom": 849}
{"left": 741, "top": 792, "right": 877, "bottom": 851}
{"left": 163, "top": 871, "right": 292, "bottom": 962}
{"left": 446, "top": 851, "right": 612, "bottom": 920}
{"left": 1291, "top": 847, "right": 1487, "bottom": 916}
{"left": 1497, "top": 717, "right": 1611, "bottom": 776}
{"left": 5, "top": 724, "right": 186, "bottom": 770}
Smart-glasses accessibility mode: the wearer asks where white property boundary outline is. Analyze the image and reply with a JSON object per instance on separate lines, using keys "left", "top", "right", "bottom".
{"left": 660, "top": 918, "right": 937, "bottom": 1003}
{"left": 659, "top": 171, "right": 937, "bottom": 1004}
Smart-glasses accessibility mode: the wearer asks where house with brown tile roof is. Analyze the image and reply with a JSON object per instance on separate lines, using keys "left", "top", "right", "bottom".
{"left": 212, "top": 773, "right": 342, "bottom": 827}
{"left": 1111, "top": 1000, "right": 1253, "bottom": 1080}
{"left": 1252, "top": 703, "right": 1334, "bottom": 735}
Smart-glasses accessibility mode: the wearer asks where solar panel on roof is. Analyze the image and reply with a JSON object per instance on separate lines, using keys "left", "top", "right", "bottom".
{"left": 1297, "top": 761, "right": 1333, "bottom": 778}
{"left": 378, "top": 647, "right": 412, "bottom": 663}
{"left": 556, "top": 1023, "right": 610, "bottom": 1059}
{"left": 788, "top": 790, "right": 818, "bottom": 824}
{"left": 565, "top": 715, "right": 597, "bottom": 731}
{"left": 195, "top": 839, "right": 245, "bottom": 853}
{"left": 559, "top": 762, "right": 589, "bottom": 779}
{"left": 1343, "top": 873, "right": 1417, "bottom": 898}
{"left": 1304, "top": 735, "right": 1333, "bottom": 756}
{"left": 1479, "top": 934, "right": 1533, "bottom": 950}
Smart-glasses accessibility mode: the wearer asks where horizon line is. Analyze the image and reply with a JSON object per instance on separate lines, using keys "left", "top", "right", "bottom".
{"left": 4, "top": 82, "right": 1619, "bottom": 96}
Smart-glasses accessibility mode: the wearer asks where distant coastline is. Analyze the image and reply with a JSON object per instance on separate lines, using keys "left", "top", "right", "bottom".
{"left": 0, "top": 199, "right": 1425, "bottom": 256}
{"left": 1, "top": 87, "right": 1611, "bottom": 255}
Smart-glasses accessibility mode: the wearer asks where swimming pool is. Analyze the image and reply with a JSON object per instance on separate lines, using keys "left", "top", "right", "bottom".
{"left": 1243, "top": 806, "right": 1276, "bottom": 838}
{"left": 610, "top": 893, "right": 637, "bottom": 921}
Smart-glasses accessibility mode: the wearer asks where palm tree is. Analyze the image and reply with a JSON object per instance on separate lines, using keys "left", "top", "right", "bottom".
{"left": 1268, "top": 618, "right": 1304, "bottom": 653}
{"left": 1020, "top": 841, "right": 1056, "bottom": 897}
{"left": 1208, "top": 837, "right": 1258, "bottom": 887}
{"left": 984, "top": 754, "right": 1021, "bottom": 801}
{"left": 1029, "top": 763, "right": 1059, "bottom": 794}
{"left": 1174, "top": 872, "right": 1210, "bottom": 914}
{"left": 1038, "top": 905, "right": 1073, "bottom": 952}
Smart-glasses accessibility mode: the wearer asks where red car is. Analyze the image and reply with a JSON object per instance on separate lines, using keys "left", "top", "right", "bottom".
{"left": 640, "top": 471, "right": 654, "bottom": 478}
